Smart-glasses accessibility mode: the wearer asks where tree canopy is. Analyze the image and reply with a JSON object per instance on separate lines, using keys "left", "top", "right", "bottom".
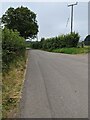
{"left": 1, "top": 6, "right": 39, "bottom": 39}
{"left": 84, "top": 35, "right": 90, "bottom": 45}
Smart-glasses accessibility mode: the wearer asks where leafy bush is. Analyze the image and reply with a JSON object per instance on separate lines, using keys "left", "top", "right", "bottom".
{"left": 2, "top": 28, "right": 26, "bottom": 72}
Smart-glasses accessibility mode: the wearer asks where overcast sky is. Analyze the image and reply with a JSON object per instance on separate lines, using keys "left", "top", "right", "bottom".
{"left": 1, "top": 2, "right": 88, "bottom": 41}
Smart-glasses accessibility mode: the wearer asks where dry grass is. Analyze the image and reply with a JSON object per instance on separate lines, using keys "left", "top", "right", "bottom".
{"left": 2, "top": 52, "right": 28, "bottom": 118}
{"left": 0, "top": 73, "right": 2, "bottom": 119}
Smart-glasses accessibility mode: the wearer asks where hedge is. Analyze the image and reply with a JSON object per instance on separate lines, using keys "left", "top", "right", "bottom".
{"left": 31, "top": 32, "right": 80, "bottom": 50}
{"left": 2, "top": 28, "right": 26, "bottom": 72}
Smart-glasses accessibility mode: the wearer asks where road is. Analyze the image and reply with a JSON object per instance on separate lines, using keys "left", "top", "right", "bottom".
{"left": 19, "top": 50, "right": 88, "bottom": 118}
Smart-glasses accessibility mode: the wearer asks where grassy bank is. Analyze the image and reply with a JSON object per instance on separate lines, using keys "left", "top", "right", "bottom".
{"left": 2, "top": 54, "right": 27, "bottom": 118}
{"left": 0, "top": 72, "right": 2, "bottom": 119}
{"left": 51, "top": 46, "right": 90, "bottom": 54}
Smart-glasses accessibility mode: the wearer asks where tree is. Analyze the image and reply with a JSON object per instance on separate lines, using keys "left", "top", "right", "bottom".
{"left": 84, "top": 35, "right": 90, "bottom": 45}
{"left": 1, "top": 6, "right": 39, "bottom": 39}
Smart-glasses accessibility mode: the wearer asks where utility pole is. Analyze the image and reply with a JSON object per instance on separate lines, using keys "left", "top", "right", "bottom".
{"left": 68, "top": 2, "right": 78, "bottom": 34}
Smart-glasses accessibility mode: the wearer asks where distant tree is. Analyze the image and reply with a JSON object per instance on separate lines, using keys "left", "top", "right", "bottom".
{"left": 1, "top": 6, "right": 39, "bottom": 39}
{"left": 84, "top": 35, "right": 90, "bottom": 45}
{"left": 41, "top": 38, "right": 45, "bottom": 42}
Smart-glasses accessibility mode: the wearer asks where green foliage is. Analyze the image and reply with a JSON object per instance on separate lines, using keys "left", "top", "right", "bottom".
{"left": 0, "top": 28, "right": 2, "bottom": 73}
{"left": 2, "top": 28, "right": 26, "bottom": 72}
{"left": 31, "top": 32, "right": 80, "bottom": 50}
{"left": 26, "top": 41, "right": 31, "bottom": 48}
{"left": 52, "top": 47, "right": 89, "bottom": 54}
{"left": 1, "top": 6, "right": 38, "bottom": 39}
{"left": 84, "top": 35, "right": 90, "bottom": 45}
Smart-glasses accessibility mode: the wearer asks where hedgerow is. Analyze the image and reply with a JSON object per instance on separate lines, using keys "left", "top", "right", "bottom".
{"left": 2, "top": 28, "right": 26, "bottom": 72}
{"left": 31, "top": 32, "right": 80, "bottom": 50}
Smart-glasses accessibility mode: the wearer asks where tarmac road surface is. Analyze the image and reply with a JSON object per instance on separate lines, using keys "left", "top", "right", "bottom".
{"left": 19, "top": 50, "right": 88, "bottom": 118}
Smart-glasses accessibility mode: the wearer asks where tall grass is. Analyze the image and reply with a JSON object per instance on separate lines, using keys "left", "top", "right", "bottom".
{"left": 2, "top": 57, "right": 26, "bottom": 118}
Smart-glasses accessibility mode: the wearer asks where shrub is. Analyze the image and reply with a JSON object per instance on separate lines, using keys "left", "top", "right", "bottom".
{"left": 2, "top": 28, "right": 26, "bottom": 72}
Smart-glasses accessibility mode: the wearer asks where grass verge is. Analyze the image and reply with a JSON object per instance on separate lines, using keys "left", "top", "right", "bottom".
{"left": 2, "top": 51, "right": 28, "bottom": 118}
{"left": 51, "top": 46, "right": 90, "bottom": 54}
{"left": 0, "top": 72, "right": 2, "bottom": 119}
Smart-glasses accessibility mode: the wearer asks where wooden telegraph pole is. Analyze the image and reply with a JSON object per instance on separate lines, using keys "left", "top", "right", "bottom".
{"left": 68, "top": 2, "right": 78, "bottom": 33}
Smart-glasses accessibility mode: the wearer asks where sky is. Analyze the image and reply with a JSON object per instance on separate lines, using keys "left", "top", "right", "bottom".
{"left": 0, "top": 2, "right": 88, "bottom": 41}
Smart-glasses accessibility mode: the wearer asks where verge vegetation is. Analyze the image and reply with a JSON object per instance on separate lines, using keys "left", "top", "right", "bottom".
{"left": 51, "top": 47, "right": 90, "bottom": 54}
{"left": 2, "top": 28, "right": 27, "bottom": 118}
{"left": 2, "top": 58, "right": 26, "bottom": 118}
